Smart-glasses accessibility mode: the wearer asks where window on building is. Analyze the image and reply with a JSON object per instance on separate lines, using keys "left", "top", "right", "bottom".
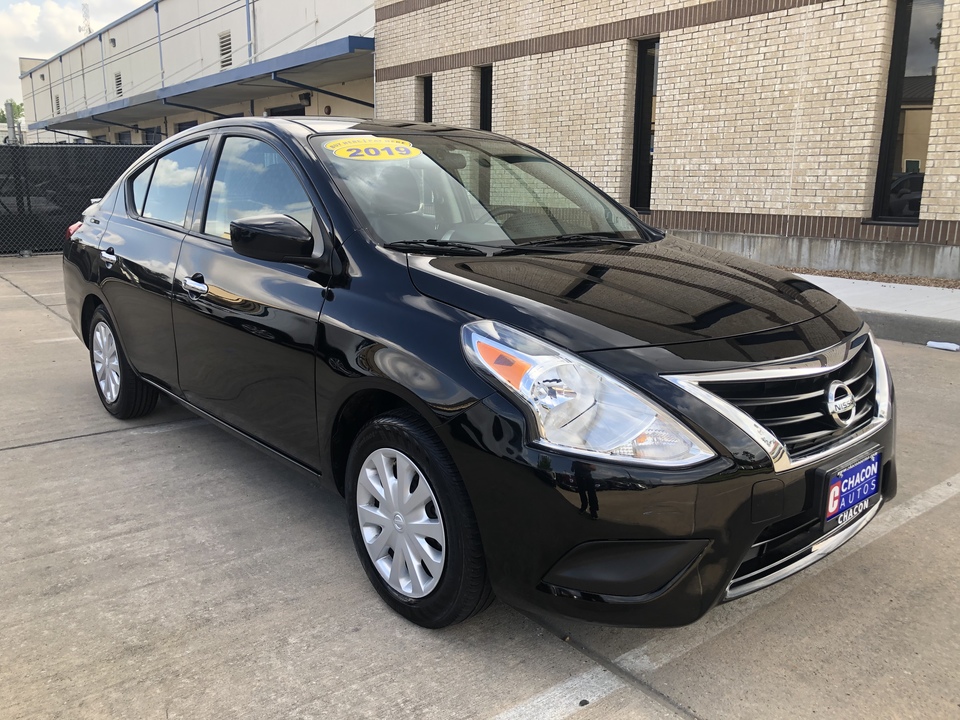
{"left": 142, "top": 126, "right": 163, "bottom": 145}
{"left": 114, "top": 72, "right": 123, "bottom": 97}
{"left": 219, "top": 31, "right": 233, "bottom": 70}
{"left": 630, "top": 39, "right": 659, "bottom": 211}
{"left": 203, "top": 137, "right": 312, "bottom": 239}
{"left": 266, "top": 104, "right": 306, "bottom": 117}
{"left": 874, "top": 0, "right": 944, "bottom": 221}
{"left": 93, "top": 134, "right": 107, "bottom": 144}
{"left": 54, "top": 95, "right": 61, "bottom": 115}
{"left": 141, "top": 140, "right": 207, "bottom": 227}
{"left": 479, "top": 66, "right": 492, "bottom": 131}
{"left": 421, "top": 75, "right": 433, "bottom": 123}
{"left": 175, "top": 120, "right": 199, "bottom": 134}
{"left": 116, "top": 131, "right": 132, "bottom": 145}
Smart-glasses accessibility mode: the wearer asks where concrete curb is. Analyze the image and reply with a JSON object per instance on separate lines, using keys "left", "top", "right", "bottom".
{"left": 857, "top": 310, "right": 960, "bottom": 346}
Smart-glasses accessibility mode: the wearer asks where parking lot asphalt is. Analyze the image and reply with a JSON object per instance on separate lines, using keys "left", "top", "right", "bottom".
{"left": 3, "top": 254, "right": 959, "bottom": 720}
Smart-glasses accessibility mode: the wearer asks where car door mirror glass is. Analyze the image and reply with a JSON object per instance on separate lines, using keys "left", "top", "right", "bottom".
{"left": 230, "top": 214, "right": 315, "bottom": 264}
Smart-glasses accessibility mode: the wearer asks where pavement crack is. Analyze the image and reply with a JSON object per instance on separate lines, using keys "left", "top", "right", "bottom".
{"left": 0, "top": 270, "right": 70, "bottom": 323}
{"left": 521, "top": 609, "right": 705, "bottom": 720}
{"left": 0, "top": 419, "right": 202, "bottom": 454}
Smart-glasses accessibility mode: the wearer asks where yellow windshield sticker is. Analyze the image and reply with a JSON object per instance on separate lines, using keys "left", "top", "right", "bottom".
{"left": 324, "top": 137, "right": 422, "bottom": 161}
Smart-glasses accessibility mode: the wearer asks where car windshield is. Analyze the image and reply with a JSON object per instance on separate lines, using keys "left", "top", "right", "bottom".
{"left": 310, "top": 133, "right": 644, "bottom": 247}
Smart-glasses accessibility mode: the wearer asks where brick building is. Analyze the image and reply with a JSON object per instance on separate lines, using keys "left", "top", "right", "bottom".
{"left": 374, "top": 0, "right": 959, "bottom": 278}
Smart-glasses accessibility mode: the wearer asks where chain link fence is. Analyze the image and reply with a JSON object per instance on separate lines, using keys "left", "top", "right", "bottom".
{"left": 0, "top": 144, "right": 150, "bottom": 255}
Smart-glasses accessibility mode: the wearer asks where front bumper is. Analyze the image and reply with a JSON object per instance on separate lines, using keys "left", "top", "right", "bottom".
{"left": 440, "top": 386, "right": 897, "bottom": 627}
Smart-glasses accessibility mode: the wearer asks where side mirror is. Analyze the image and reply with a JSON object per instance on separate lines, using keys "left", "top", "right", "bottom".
{"left": 230, "top": 214, "right": 314, "bottom": 264}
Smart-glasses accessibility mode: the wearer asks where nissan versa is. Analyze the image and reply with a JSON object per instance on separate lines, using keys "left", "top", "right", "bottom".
{"left": 63, "top": 118, "right": 896, "bottom": 628}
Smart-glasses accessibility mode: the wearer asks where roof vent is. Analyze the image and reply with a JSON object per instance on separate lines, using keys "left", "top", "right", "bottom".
{"left": 219, "top": 31, "right": 232, "bottom": 70}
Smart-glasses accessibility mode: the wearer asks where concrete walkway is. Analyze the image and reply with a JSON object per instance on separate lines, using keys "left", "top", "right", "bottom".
{"left": 799, "top": 273, "right": 960, "bottom": 345}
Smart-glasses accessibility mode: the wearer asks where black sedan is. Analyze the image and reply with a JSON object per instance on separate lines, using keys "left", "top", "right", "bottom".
{"left": 63, "top": 117, "right": 896, "bottom": 628}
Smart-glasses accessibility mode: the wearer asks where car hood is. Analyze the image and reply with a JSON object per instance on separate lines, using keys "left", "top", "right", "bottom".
{"left": 407, "top": 236, "right": 853, "bottom": 352}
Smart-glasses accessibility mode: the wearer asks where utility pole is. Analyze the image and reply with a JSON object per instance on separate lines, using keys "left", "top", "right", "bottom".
{"left": 5, "top": 101, "right": 18, "bottom": 145}
{"left": 79, "top": 3, "right": 92, "bottom": 35}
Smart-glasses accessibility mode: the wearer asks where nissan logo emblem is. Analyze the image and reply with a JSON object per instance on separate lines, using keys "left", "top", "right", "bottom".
{"left": 826, "top": 380, "right": 856, "bottom": 427}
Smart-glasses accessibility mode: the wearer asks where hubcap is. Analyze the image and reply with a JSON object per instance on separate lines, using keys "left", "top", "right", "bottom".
{"left": 356, "top": 448, "right": 445, "bottom": 598}
{"left": 92, "top": 321, "right": 121, "bottom": 404}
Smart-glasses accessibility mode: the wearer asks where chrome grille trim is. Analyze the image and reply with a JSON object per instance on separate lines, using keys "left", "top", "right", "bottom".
{"left": 665, "top": 328, "right": 892, "bottom": 473}
{"left": 724, "top": 500, "right": 882, "bottom": 600}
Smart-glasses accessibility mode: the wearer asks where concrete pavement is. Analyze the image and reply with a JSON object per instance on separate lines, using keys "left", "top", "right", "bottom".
{"left": 799, "top": 273, "right": 960, "bottom": 345}
{"left": 2, "top": 254, "right": 960, "bottom": 719}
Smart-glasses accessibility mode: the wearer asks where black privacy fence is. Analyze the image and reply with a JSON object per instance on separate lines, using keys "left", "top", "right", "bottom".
{"left": 0, "top": 144, "right": 149, "bottom": 255}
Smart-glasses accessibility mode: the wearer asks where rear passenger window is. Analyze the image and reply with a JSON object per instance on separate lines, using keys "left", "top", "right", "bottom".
{"left": 203, "top": 136, "right": 312, "bottom": 239}
{"left": 141, "top": 140, "right": 207, "bottom": 227}
{"left": 130, "top": 164, "right": 154, "bottom": 215}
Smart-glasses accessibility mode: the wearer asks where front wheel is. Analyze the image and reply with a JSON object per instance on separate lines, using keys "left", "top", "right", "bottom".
{"left": 345, "top": 410, "right": 493, "bottom": 628}
{"left": 88, "top": 306, "right": 158, "bottom": 419}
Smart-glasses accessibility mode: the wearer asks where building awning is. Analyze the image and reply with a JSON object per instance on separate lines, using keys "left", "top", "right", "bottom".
{"left": 30, "top": 36, "right": 374, "bottom": 133}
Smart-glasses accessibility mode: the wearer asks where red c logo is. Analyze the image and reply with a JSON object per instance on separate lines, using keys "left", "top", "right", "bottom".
{"left": 827, "top": 482, "right": 841, "bottom": 516}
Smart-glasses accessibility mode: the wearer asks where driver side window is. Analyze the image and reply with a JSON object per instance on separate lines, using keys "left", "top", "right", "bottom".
{"left": 204, "top": 136, "right": 313, "bottom": 239}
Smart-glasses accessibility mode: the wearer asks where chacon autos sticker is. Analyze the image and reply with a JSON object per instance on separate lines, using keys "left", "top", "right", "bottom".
{"left": 324, "top": 137, "right": 422, "bottom": 161}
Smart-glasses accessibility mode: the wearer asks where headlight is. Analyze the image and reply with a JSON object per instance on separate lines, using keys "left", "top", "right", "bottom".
{"left": 461, "top": 320, "right": 716, "bottom": 467}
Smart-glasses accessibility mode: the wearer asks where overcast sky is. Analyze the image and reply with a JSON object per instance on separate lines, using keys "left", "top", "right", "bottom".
{"left": 1, "top": 0, "right": 144, "bottom": 110}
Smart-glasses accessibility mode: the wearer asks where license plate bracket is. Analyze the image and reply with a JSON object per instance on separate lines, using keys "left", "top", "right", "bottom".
{"left": 819, "top": 448, "right": 882, "bottom": 534}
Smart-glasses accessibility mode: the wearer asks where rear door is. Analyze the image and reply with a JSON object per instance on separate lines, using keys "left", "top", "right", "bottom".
{"left": 98, "top": 137, "right": 210, "bottom": 391}
{"left": 171, "top": 131, "right": 327, "bottom": 467}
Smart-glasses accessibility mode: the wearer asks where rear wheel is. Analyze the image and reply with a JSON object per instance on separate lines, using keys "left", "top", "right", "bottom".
{"left": 345, "top": 410, "right": 493, "bottom": 628}
{"left": 88, "top": 306, "right": 158, "bottom": 419}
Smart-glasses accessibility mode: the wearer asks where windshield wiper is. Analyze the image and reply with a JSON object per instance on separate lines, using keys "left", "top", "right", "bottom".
{"left": 383, "top": 240, "right": 488, "bottom": 256}
{"left": 495, "top": 234, "right": 643, "bottom": 255}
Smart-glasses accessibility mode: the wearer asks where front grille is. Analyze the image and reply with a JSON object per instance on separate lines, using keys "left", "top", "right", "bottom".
{"left": 700, "top": 339, "right": 877, "bottom": 458}
{"left": 727, "top": 458, "right": 890, "bottom": 599}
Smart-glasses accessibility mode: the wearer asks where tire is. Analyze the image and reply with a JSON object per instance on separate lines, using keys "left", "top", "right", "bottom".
{"left": 87, "top": 306, "right": 159, "bottom": 419}
{"left": 345, "top": 410, "right": 494, "bottom": 628}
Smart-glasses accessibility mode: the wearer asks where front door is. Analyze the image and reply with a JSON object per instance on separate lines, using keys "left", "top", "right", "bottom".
{"left": 171, "top": 132, "right": 326, "bottom": 467}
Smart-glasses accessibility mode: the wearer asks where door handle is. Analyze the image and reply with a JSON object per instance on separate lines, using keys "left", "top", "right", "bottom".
{"left": 100, "top": 248, "right": 117, "bottom": 264}
{"left": 183, "top": 274, "right": 208, "bottom": 295}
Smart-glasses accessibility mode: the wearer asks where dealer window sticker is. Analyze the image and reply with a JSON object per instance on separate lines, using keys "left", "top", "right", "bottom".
{"left": 324, "top": 137, "right": 422, "bottom": 161}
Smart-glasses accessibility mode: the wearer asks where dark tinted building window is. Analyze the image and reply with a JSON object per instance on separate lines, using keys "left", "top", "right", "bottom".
{"left": 175, "top": 120, "right": 199, "bottom": 134}
{"left": 141, "top": 140, "right": 207, "bottom": 227}
{"left": 142, "top": 126, "right": 163, "bottom": 145}
{"left": 630, "top": 39, "right": 659, "bottom": 211}
{"left": 479, "top": 65, "right": 492, "bottom": 131}
{"left": 422, "top": 75, "right": 433, "bottom": 123}
{"left": 116, "top": 131, "right": 132, "bottom": 145}
{"left": 204, "top": 137, "right": 312, "bottom": 239}
{"left": 874, "top": 0, "right": 943, "bottom": 220}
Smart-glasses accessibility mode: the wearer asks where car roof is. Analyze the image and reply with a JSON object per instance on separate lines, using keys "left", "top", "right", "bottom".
{"left": 188, "top": 116, "right": 499, "bottom": 141}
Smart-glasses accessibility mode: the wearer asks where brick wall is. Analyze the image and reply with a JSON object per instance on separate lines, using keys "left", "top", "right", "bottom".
{"left": 374, "top": 0, "right": 692, "bottom": 68}
{"left": 374, "top": 0, "right": 960, "bottom": 235}
{"left": 431, "top": 66, "right": 481, "bottom": 125}
{"left": 492, "top": 41, "right": 637, "bottom": 200}
{"left": 654, "top": 0, "right": 893, "bottom": 217}
{"left": 375, "top": 77, "right": 421, "bottom": 121}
